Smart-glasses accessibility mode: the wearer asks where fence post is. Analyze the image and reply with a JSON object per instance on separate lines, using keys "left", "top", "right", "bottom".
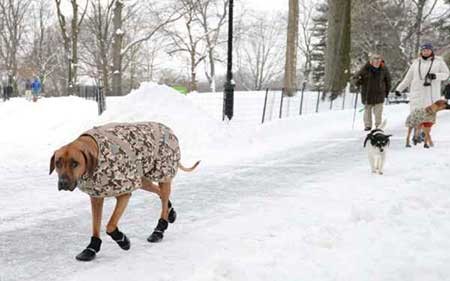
{"left": 279, "top": 88, "right": 285, "bottom": 119}
{"left": 315, "top": 90, "right": 320, "bottom": 113}
{"left": 352, "top": 90, "right": 359, "bottom": 130}
{"left": 299, "top": 82, "right": 306, "bottom": 115}
{"left": 261, "top": 88, "right": 269, "bottom": 124}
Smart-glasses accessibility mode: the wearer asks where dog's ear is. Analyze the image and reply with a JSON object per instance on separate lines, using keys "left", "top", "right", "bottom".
{"left": 363, "top": 135, "right": 369, "bottom": 147}
{"left": 384, "top": 135, "right": 392, "bottom": 146}
{"left": 49, "top": 153, "right": 55, "bottom": 175}
{"left": 81, "top": 150, "right": 98, "bottom": 177}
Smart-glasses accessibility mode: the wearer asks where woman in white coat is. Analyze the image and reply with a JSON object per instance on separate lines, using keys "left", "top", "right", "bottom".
{"left": 395, "top": 43, "right": 450, "bottom": 111}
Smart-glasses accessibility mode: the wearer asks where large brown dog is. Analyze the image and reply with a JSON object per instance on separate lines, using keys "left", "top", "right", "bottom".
{"left": 50, "top": 122, "right": 199, "bottom": 261}
{"left": 405, "top": 100, "right": 450, "bottom": 148}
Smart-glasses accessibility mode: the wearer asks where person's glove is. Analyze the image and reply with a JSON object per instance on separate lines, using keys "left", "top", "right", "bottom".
{"left": 395, "top": 91, "right": 401, "bottom": 97}
{"left": 426, "top": 73, "right": 436, "bottom": 80}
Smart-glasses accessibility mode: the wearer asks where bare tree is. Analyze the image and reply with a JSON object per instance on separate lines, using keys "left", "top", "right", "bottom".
{"left": 165, "top": 0, "right": 207, "bottom": 92}
{"left": 111, "top": 0, "right": 124, "bottom": 95}
{"left": 324, "top": 0, "right": 351, "bottom": 98}
{"left": 137, "top": 39, "right": 165, "bottom": 82}
{"left": 351, "top": 0, "right": 447, "bottom": 86}
{"left": 410, "top": 0, "right": 439, "bottom": 52}
{"left": 283, "top": 0, "right": 299, "bottom": 96}
{"left": 369, "top": 0, "right": 440, "bottom": 59}
{"left": 26, "top": 0, "right": 60, "bottom": 92}
{"left": 352, "top": 0, "right": 411, "bottom": 83}
{"left": 297, "top": 0, "right": 314, "bottom": 84}
{"left": 81, "top": 0, "right": 115, "bottom": 96}
{"left": 110, "top": 0, "right": 181, "bottom": 95}
{"left": 194, "top": 0, "right": 228, "bottom": 92}
{"left": 0, "top": 0, "right": 31, "bottom": 95}
{"left": 235, "top": 12, "right": 285, "bottom": 90}
{"left": 55, "top": 0, "right": 88, "bottom": 95}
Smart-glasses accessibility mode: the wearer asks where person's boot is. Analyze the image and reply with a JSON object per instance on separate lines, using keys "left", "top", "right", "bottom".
{"left": 76, "top": 236, "right": 102, "bottom": 261}
{"left": 147, "top": 218, "right": 168, "bottom": 243}
{"left": 168, "top": 200, "right": 177, "bottom": 224}
{"left": 107, "top": 227, "right": 130, "bottom": 250}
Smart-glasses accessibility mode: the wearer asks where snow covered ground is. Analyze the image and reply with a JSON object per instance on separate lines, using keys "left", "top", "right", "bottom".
{"left": 1, "top": 82, "right": 450, "bottom": 281}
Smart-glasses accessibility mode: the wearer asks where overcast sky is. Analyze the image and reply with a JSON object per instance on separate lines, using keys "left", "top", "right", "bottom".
{"left": 245, "top": 0, "right": 289, "bottom": 11}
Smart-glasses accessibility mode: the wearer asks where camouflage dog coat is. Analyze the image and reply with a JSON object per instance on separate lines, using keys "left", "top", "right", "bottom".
{"left": 405, "top": 107, "right": 435, "bottom": 128}
{"left": 78, "top": 122, "right": 181, "bottom": 197}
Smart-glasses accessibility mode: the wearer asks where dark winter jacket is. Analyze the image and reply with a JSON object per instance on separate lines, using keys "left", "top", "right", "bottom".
{"left": 443, "top": 83, "right": 450, "bottom": 100}
{"left": 354, "top": 62, "right": 392, "bottom": 105}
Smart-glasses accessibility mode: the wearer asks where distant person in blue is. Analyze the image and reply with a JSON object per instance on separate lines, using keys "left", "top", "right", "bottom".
{"left": 31, "top": 77, "right": 41, "bottom": 102}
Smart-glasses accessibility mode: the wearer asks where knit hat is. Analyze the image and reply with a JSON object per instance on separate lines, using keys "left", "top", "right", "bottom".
{"left": 420, "top": 42, "right": 433, "bottom": 51}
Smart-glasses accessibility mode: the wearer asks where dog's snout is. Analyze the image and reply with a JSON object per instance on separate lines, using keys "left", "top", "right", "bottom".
{"left": 58, "top": 175, "right": 71, "bottom": 191}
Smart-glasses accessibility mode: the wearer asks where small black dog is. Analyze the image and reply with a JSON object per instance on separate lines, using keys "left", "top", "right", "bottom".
{"left": 363, "top": 121, "right": 392, "bottom": 175}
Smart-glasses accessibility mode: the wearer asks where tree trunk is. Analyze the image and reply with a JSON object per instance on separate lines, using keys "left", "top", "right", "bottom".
{"left": 190, "top": 50, "right": 197, "bottom": 92}
{"left": 112, "top": 0, "right": 124, "bottom": 96}
{"left": 55, "top": 0, "right": 85, "bottom": 96}
{"left": 324, "top": 0, "right": 351, "bottom": 98}
{"left": 70, "top": 0, "right": 79, "bottom": 96}
{"left": 283, "top": 0, "right": 299, "bottom": 97}
{"left": 415, "top": 0, "right": 425, "bottom": 53}
{"left": 208, "top": 48, "right": 216, "bottom": 92}
{"left": 101, "top": 55, "right": 110, "bottom": 96}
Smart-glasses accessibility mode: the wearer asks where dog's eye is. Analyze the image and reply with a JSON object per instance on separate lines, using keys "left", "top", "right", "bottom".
{"left": 55, "top": 159, "right": 62, "bottom": 169}
{"left": 71, "top": 161, "right": 79, "bottom": 169}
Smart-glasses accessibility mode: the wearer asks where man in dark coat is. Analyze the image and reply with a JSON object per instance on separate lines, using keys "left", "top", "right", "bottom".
{"left": 354, "top": 53, "right": 392, "bottom": 131}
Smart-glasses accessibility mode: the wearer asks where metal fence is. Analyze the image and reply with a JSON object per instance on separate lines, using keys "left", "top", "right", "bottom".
{"left": 260, "top": 88, "right": 410, "bottom": 124}
{"left": 260, "top": 88, "right": 362, "bottom": 124}
{"left": 76, "top": 85, "right": 106, "bottom": 115}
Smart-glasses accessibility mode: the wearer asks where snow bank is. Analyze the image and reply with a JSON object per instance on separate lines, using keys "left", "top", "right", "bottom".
{"left": 3, "top": 83, "right": 450, "bottom": 281}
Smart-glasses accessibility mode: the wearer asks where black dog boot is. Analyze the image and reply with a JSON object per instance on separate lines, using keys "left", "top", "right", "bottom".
{"left": 76, "top": 236, "right": 102, "bottom": 261}
{"left": 424, "top": 143, "right": 430, "bottom": 149}
{"left": 419, "top": 132, "right": 426, "bottom": 143}
{"left": 107, "top": 228, "right": 130, "bottom": 250}
{"left": 147, "top": 218, "right": 168, "bottom": 243}
{"left": 168, "top": 200, "right": 177, "bottom": 224}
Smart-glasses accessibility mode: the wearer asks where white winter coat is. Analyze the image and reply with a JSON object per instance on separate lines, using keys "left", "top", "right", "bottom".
{"left": 396, "top": 56, "right": 449, "bottom": 111}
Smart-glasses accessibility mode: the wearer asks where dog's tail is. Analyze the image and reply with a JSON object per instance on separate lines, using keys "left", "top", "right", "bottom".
{"left": 378, "top": 119, "right": 388, "bottom": 130}
{"left": 178, "top": 160, "right": 201, "bottom": 172}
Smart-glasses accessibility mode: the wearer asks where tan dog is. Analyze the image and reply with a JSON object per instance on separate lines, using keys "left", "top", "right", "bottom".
{"left": 405, "top": 100, "right": 450, "bottom": 148}
{"left": 50, "top": 122, "right": 199, "bottom": 261}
